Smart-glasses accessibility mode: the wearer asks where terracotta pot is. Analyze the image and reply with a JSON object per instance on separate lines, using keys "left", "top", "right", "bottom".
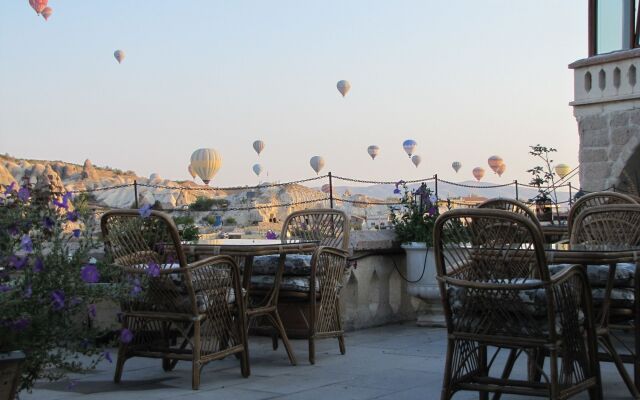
{"left": 0, "top": 351, "right": 25, "bottom": 400}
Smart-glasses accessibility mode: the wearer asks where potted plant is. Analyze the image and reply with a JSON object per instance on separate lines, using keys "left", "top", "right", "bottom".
{"left": 527, "top": 145, "right": 561, "bottom": 223}
{"left": 0, "top": 182, "right": 115, "bottom": 397}
{"left": 390, "top": 182, "right": 444, "bottom": 327}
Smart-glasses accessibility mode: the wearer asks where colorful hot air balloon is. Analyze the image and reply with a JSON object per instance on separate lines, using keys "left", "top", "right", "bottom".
{"left": 187, "top": 164, "right": 196, "bottom": 179}
{"left": 555, "top": 163, "right": 571, "bottom": 179}
{"left": 403, "top": 139, "right": 417, "bottom": 157}
{"left": 321, "top": 184, "right": 331, "bottom": 194}
{"left": 41, "top": 6, "right": 52, "bottom": 20}
{"left": 252, "top": 164, "right": 263, "bottom": 177}
{"left": 411, "top": 155, "right": 421, "bottom": 168}
{"left": 496, "top": 163, "right": 506, "bottom": 177}
{"left": 472, "top": 167, "right": 485, "bottom": 182}
{"left": 190, "top": 148, "right": 222, "bottom": 184}
{"left": 310, "top": 156, "right": 325, "bottom": 175}
{"left": 253, "top": 140, "right": 265, "bottom": 156}
{"left": 114, "top": 50, "right": 125, "bottom": 64}
{"left": 29, "top": 0, "right": 47, "bottom": 14}
{"left": 367, "top": 145, "right": 380, "bottom": 160}
{"left": 452, "top": 161, "right": 462, "bottom": 173}
{"left": 337, "top": 80, "right": 351, "bottom": 97}
{"left": 488, "top": 155, "right": 504, "bottom": 173}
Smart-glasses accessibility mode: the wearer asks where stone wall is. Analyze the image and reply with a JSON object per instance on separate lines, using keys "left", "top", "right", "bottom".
{"left": 570, "top": 49, "right": 640, "bottom": 193}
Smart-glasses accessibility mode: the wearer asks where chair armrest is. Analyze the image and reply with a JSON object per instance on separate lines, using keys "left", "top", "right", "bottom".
{"left": 185, "top": 255, "right": 246, "bottom": 311}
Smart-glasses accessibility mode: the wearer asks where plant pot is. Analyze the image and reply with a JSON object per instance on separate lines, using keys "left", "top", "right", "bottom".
{"left": 401, "top": 242, "right": 445, "bottom": 327}
{"left": 0, "top": 351, "right": 25, "bottom": 400}
{"left": 535, "top": 201, "right": 553, "bottom": 222}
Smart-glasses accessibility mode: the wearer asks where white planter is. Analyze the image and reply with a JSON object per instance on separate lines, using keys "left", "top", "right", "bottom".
{"left": 401, "top": 242, "right": 445, "bottom": 327}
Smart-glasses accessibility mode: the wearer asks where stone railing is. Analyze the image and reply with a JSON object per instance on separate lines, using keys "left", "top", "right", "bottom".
{"left": 570, "top": 49, "right": 640, "bottom": 192}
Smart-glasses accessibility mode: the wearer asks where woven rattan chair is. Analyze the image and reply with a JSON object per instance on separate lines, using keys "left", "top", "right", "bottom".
{"left": 570, "top": 204, "right": 640, "bottom": 397}
{"left": 567, "top": 191, "right": 638, "bottom": 235}
{"left": 434, "top": 208, "right": 601, "bottom": 400}
{"left": 478, "top": 198, "right": 540, "bottom": 227}
{"left": 271, "top": 209, "right": 350, "bottom": 364}
{"left": 101, "top": 210, "right": 249, "bottom": 390}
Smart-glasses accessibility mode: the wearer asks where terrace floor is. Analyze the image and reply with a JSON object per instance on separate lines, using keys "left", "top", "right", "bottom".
{"left": 24, "top": 323, "right": 632, "bottom": 400}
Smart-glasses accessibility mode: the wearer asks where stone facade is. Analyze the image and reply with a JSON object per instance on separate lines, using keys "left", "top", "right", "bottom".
{"left": 570, "top": 49, "right": 640, "bottom": 193}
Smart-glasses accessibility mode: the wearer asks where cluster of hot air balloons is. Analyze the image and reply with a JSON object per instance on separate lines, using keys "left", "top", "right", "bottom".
{"left": 28, "top": 0, "right": 52, "bottom": 21}
{"left": 252, "top": 140, "right": 265, "bottom": 178}
{"left": 402, "top": 140, "right": 421, "bottom": 167}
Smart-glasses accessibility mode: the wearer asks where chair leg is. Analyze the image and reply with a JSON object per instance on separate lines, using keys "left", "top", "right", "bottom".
{"left": 191, "top": 321, "right": 201, "bottom": 390}
{"left": 549, "top": 349, "right": 559, "bottom": 400}
{"left": 338, "top": 335, "right": 346, "bottom": 355}
{"left": 267, "top": 311, "right": 297, "bottom": 365}
{"left": 492, "top": 348, "right": 519, "bottom": 400}
{"left": 440, "top": 339, "right": 454, "bottom": 400}
{"left": 272, "top": 330, "right": 279, "bottom": 350}
{"left": 114, "top": 346, "right": 126, "bottom": 384}
{"left": 599, "top": 335, "right": 640, "bottom": 398}
{"left": 478, "top": 345, "right": 488, "bottom": 400}
{"left": 335, "top": 301, "right": 345, "bottom": 355}
{"left": 309, "top": 337, "right": 316, "bottom": 365}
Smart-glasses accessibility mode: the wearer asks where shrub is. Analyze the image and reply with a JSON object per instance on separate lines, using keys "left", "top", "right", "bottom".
{"left": 189, "top": 197, "right": 229, "bottom": 211}
{"left": 172, "top": 215, "right": 199, "bottom": 241}
{"left": 224, "top": 217, "right": 237, "bottom": 225}
{"left": 0, "top": 183, "right": 115, "bottom": 392}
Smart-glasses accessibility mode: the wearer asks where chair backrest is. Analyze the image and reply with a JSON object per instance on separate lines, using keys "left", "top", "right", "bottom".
{"left": 434, "top": 208, "right": 553, "bottom": 339}
{"left": 478, "top": 198, "right": 540, "bottom": 226}
{"left": 100, "top": 209, "right": 196, "bottom": 314}
{"left": 568, "top": 191, "right": 638, "bottom": 234}
{"left": 570, "top": 204, "right": 640, "bottom": 246}
{"left": 281, "top": 209, "right": 349, "bottom": 251}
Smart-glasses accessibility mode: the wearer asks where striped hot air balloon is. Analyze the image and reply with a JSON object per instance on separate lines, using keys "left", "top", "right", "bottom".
{"left": 190, "top": 148, "right": 222, "bottom": 184}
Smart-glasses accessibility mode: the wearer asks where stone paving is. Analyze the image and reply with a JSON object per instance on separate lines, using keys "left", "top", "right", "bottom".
{"left": 23, "top": 323, "right": 632, "bottom": 399}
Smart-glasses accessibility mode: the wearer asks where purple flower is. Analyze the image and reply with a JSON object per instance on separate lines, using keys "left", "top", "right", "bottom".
{"left": 33, "top": 257, "right": 44, "bottom": 272}
{"left": 72, "top": 229, "right": 81, "bottom": 238}
{"left": 23, "top": 285, "right": 32, "bottom": 298}
{"left": 20, "top": 235, "right": 33, "bottom": 253}
{"left": 0, "top": 285, "right": 12, "bottom": 293}
{"left": 138, "top": 204, "right": 152, "bottom": 218}
{"left": 265, "top": 230, "right": 278, "bottom": 240}
{"left": 147, "top": 262, "right": 160, "bottom": 277}
{"left": 17, "top": 187, "right": 30, "bottom": 202}
{"left": 80, "top": 264, "right": 100, "bottom": 283}
{"left": 120, "top": 328, "right": 134, "bottom": 344}
{"left": 51, "top": 290, "right": 65, "bottom": 311}
{"left": 103, "top": 351, "right": 112, "bottom": 363}
{"left": 66, "top": 211, "right": 79, "bottom": 222}
{"left": 42, "top": 216, "right": 55, "bottom": 230}
{"left": 53, "top": 192, "right": 72, "bottom": 209}
{"left": 8, "top": 223, "right": 19, "bottom": 236}
{"left": 10, "top": 255, "right": 28, "bottom": 270}
{"left": 87, "top": 304, "right": 97, "bottom": 319}
{"left": 393, "top": 188, "right": 401, "bottom": 194}
{"left": 10, "top": 317, "right": 30, "bottom": 332}
{"left": 130, "top": 278, "right": 142, "bottom": 296}
{"left": 4, "top": 182, "right": 16, "bottom": 195}
{"left": 428, "top": 207, "right": 437, "bottom": 217}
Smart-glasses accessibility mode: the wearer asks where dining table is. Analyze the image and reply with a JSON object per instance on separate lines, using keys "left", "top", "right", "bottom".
{"left": 182, "top": 238, "right": 319, "bottom": 366}
{"left": 545, "top": 242, "right": 640, "bottom": 397}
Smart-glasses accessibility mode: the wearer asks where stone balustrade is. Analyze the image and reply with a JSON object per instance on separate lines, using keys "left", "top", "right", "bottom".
{"left": 570, "top": 49, "right": 640, "bottom": 192}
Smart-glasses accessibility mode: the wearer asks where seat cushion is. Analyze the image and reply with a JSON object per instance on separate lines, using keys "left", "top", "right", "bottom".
{"left": 250, "top": 274, "right": 319, "bottom": 293}
{"left": 251, "top": 254, "right": 312, "bottom": 276}
{"left": 549, "top": 263, "right": 636, "bottom": 288}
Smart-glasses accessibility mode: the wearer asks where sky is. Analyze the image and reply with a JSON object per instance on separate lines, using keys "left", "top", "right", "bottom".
{"left": 0, "top": 1, "right": 587, "bottom": 187}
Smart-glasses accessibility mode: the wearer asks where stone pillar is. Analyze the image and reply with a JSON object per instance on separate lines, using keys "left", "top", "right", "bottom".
{"left": 570, "top": 49, "right": 640, "bottom": 193}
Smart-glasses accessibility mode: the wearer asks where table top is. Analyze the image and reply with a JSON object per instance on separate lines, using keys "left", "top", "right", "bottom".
{"left": 184, "top": 238, "right": 319, "bottom": 256}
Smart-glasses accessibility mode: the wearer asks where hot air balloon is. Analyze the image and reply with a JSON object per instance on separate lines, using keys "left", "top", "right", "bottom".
{"left": 403, "top": 139, "right": 417, "bottom": 157}
{"left": 452, "top": 161, "right": 462, "bottom": 173}
{"left": 555, "top": 163, "right": 571, "bottom": 179}
{"left": 252, "top": 164, "right": 263, "bottom": 177}
{"left": 488, "top": 155, "right": 504, "bottom": 173}
{"left": 29, "top": 0, "right": 47, "bottom": 14}
{"left": 367, "top": 145, "right": 380, "bottom": 160}
{"left": 472, "top": 167, "right": 485, "bottom": 182}
{"left": 310, "top": 156, "right": 325, "bottom": 175}
{"left": 321, "top": 184, "right": 331, "bottom": 194}
{"left": 41, "top": 6, "right": 52, "bottom": 20}
{"left": 114, "top": 50, "right": 125, "bottom": 64}
{"left": 337, "top": 80, "right": 351, "bottom": 97}
{"left": 253, "top": 140, "right": 265, "bottom": 156}
{"left": 187, "top": 164, "right": 196, "bottom": 179}
{"left": 190, "top": 148, "right": 222, "bottom": 184}
{"left": 411, "top": 155, "right": 421, "bottom": 168}
{"left": 496, "top": 163, "right": 506, "bottom": 177}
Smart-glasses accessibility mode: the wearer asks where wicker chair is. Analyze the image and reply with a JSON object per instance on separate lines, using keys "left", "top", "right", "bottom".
{"left": 570, "top": 204, "right": 640, "bottom": 397}
{"left": 478, "top": 198, "right": 541, "bottom": 228}
{"left": 567, "top": 191, "right": 638, "bottom": 235}
{"left": 266, "top": 209, "right": 349, "bottom": 364}
{"left": 100, "top": 210, "right": 249, "bottom": 389}
{"left": 434, "top": 208, "right": 601, "bottom": 400}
